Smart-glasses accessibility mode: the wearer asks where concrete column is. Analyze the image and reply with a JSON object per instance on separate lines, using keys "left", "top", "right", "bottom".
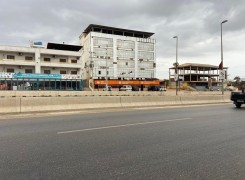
{"left": 135, "top": 40, "right": 138, "bottom": 78}
{"left": 90, "top": 34, "right": 94, "bottom": 79}
{"left": 113, "top": 37, "right": 117, "bottom": 78}
{"left": 153, "top": 39, "right": 156, "bottom": 78}
{"left": 35, "top": 49, "right": 41, "bottom": 73}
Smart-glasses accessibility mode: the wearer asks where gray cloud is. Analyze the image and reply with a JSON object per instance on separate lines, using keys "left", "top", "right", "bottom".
{"left": 1, "top": 0, "right": 245, "bottom": 78}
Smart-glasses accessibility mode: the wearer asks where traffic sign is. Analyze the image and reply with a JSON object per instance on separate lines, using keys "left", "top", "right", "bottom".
{"left": 174, "top": 74, "right": 178, "bottom": 81}
{"left": 219, "top": 70, "right": 225, "bottom": 80}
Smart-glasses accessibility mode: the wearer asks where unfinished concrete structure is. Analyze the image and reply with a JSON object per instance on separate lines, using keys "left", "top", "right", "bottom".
{"left": 169, "top": 63, "right": 228, "bottom": 90}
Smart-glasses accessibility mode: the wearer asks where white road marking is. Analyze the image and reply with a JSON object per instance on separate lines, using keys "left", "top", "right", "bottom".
{"left": 133, "top": 103, "right": 230, "bottom": 110}
{"left": 57, "top": 117, "right": 192, "bottom": 134}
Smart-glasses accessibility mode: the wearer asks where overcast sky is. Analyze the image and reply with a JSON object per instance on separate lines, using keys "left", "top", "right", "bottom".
{"left": 1, "top": 0, "right": 245, "bottom": 79}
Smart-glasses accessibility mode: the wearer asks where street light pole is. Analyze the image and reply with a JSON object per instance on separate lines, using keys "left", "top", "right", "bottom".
{"left": 105, "top": 44, "right": 108, "bottom": 91}
{"left": 173, "top": 36, "right": 178, "bottom": 95}
{"left": 221, "top": 20, "right": 228, "bottom": 95}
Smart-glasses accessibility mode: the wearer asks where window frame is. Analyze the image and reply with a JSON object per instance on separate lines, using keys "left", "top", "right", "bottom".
{"left": 25, "top": 56, "right": 33, "bottom": 61}
{"left": 44, "top": 70, "right": 51, "bottom": 74}
{"left": 44, "top": 57, "right": 51, "bottom": 62}
{"left": 25, "top": 69, "right": 33, "bottom": 74}
{"left": 59, "top": 59, "right": 67, "bottom": 63}
{"left": 7, "top": 55, "right": 15, "bottom": 60}
{"left": 6, "top": 68, "right": 15, "bottom": 73}
{"left": 60, "top": 70, "right": 66, "bottom": 74}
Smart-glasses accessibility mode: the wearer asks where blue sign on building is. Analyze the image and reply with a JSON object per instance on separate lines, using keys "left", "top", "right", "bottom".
{"left": 13, "top": 73, "right": 62, "bottom": 79}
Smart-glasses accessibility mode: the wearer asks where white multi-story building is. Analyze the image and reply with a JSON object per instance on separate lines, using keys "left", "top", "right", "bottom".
{"left": 0, "top": 43, "right": 83, "bottom": 90}
{"left": 0, "top": 24, "right": 158, "bottom": 91}
{"left": 80, "top": 24, "right": 156, "bottom": 82}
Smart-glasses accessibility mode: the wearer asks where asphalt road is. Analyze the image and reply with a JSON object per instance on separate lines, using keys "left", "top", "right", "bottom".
{"left": 0, "top": 104, "right": 245, "bottom": 180}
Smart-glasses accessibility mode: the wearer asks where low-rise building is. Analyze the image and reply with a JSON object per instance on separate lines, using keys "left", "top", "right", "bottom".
{"left": 0, "top": 42, "right": 83, "bottom": 90}
{"left": 0, "top": 24, "right": 159, "bottom": 91}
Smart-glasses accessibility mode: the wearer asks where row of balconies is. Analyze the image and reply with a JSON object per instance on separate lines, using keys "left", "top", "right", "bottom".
{"left": 0, "top": 58, "right": 81, "bottom": 69}
{"left": 1, "top": 68, "right": 79, "bottom": 75}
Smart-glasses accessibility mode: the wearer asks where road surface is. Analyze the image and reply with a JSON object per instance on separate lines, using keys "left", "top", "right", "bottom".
{"left": 0, "top": 104, "right": 245, "bottom": 179}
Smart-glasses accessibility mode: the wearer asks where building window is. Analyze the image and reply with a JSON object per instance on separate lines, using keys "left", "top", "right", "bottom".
{"left": 44, "top": 58, "right": 51, "bottom": 62}
{"left": 71, "top": 60, "right": 77, "bottom": 63}
{"left": 60, "top": 70, "right": 66, "bottom": 74}
{"left": 126, "top": 62, "right": 128, "bottom": 66}
{"left": 98, "top": 71, "right": 101, "bottom": 75}
{"left": 44, "top": 70, "right": 51, "bottom": 74}
{"left": 7, "top": 55, "right": 15, "bottom": 60}
{"left": 25, "top": 56, "right": 33, "bottom": 61}
{"left": 60, "top": 59, "right": 66, "bottom": 63}
{"left": 71, "top": 71, "right": 77, "bottom": 75}
{"left": 7, "top": 69, "right": 14, "bottom": 73}
{"left": 25, "top": 69, "right": 33, "bottom": 74}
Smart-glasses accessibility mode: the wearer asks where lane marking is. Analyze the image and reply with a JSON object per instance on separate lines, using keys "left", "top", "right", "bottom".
{"left": 133, "top": 103, "right": 230, "bottom": 110}
{"left": 57, "top": 117, "right": 192, "bottom": 134}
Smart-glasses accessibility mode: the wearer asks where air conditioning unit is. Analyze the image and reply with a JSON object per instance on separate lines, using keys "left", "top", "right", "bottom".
{"left": 18, "top": 53, "right": 23, "bottom": 56}
{"left": 52, "top": 67, "right": 56, "bottom": 70}
{"left": 53, "top": 55, "right": 56, "bottom": 58}
{"left": 18, "top": 66, "right": 23, "bottom": 69}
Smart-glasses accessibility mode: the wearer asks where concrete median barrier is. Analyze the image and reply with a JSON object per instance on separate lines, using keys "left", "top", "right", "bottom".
{"left": 0, "top": 94, "right": 232, "bottom": 114}
{"left": 0, "top": 97, "right": 21, "bottom": 113}
{"left": 120, "top": 96, "right": 182, "bottom": 107}
{"left": 20, "top": 96, "right": 121, "bottom": 113}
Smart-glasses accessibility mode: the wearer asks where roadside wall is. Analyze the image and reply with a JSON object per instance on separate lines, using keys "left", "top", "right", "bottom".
{"left": 0, "top": 90, "right": 231, "bottom": 97}
{"left": 0, "top": 95, "right": 231, "bottom": 114}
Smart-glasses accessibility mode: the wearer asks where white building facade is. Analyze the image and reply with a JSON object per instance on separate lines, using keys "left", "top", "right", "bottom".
{"left": 0, "top": 43, "right": 82, "bottom": 76}
{"left": 0, "top": 24, "right": 158, "bottom": 90}
{"left": 0, "top": 43, "right": 83, "bottom": 90}
{"left": 80, "top": 24, "right": 156, "bottom": 81}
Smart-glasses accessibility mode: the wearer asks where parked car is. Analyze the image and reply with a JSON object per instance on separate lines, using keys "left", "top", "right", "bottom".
{"left": 225, "top": 86, "right": 235, "bottom": 91}
{"left": 103, "top": 86, "right": 112, "bottom": 91}
{"left": 119, "top": 85, "right": 132, "bottom": 91}
{"left": 132, "top": 86, "right": 140, "bottom": 91}
{"left": 159, "top": 86, "right": 167, "bottom": 91}
{"left": 148, "top": 86, "right": 160, "bottom": 91}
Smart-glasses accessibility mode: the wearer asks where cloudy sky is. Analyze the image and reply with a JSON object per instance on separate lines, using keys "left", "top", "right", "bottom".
{"left": 1, "top": 0, "right": 245, "bottom": 79}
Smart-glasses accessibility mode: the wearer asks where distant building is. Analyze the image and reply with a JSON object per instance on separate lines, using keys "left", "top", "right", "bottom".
{"left": 0, "top": 24, "right": 159, "bottom": 91}
{"left": 0, "top": 43, "right": 83, "bottom": 90}
{"left": 79, "top": 24, "right": 157, "bottom": 89}
{"left": 169, "top": 63, "right": 228, "bottom": 90}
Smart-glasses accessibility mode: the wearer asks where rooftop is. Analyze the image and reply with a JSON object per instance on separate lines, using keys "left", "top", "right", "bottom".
{"left": 47, "top": 43, "right": 82, "bottom": 52}
{"left": 83, "top": 24, "right": 154, "bottom": 38}
{"left": 170, "top": 63, "right": 228, "bottom": 70}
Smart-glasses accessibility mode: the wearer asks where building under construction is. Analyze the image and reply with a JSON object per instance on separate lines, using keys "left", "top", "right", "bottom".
{"left": 169, "top": 63, "right": 228, "bottom": 91}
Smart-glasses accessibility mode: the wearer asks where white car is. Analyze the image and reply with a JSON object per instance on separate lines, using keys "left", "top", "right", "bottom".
{"left": 159, "top": 86, "right": 167, "bottom": 91}
{"left": 119, "top": 85, "right": 132, "bottom": 91}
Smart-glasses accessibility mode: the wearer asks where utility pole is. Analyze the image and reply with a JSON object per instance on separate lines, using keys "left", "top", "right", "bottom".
{"left": 221, "top": 20, "right": 228, "bottom": 95}
{"left": 173, "top": 36, "right": 178, "bottom": 96}
{"left": 105, "top": 44, "right": 108, "bottom": 91}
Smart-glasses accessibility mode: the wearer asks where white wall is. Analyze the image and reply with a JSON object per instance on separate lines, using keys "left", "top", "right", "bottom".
{"left": 80, "top": 31, "right": 156, "bottom": 80}
{"left": 0, "top": 45, "right": 83, "bottom": 78}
